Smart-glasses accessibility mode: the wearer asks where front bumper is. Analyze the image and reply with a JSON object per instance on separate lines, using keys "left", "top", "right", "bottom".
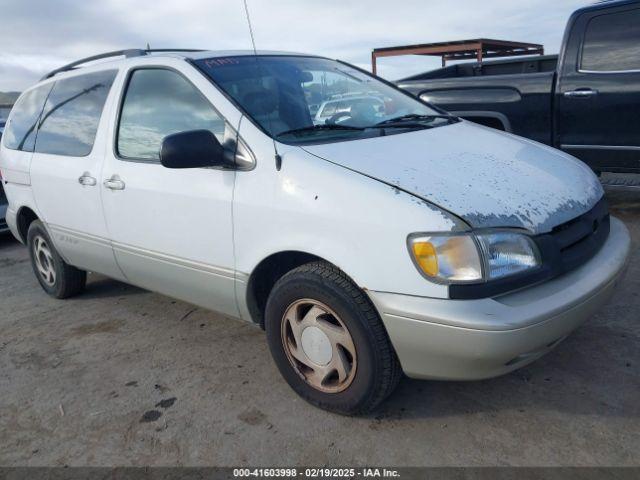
{"left": 368, "top": 216, "right": 630, "bottom": 380}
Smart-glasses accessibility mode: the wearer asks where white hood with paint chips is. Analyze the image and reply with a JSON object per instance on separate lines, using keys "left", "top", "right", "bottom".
{"left": 302, "top": 121, "right": 604, "bottom": 234}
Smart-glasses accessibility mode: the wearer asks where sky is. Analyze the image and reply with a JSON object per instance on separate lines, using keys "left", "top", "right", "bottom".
{"left": 0, "top": 0, "right": 590, "bottom": 92}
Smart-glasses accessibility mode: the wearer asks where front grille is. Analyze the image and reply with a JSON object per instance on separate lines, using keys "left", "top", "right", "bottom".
{"left": 542, "top": 196, "right": 610, "bottom": 275}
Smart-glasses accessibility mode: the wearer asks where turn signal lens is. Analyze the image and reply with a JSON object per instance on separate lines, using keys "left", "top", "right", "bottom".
{"left": 411, "top": 242, "right": 438, "bottom": 277}
{"left": 408, "top": 234, "right": 483, "bottom": 283}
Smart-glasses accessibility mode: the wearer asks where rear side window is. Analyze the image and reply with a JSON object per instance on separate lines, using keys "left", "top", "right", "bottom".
{"left": 117, "top": 69, "right": 225, "bottom": 161}
{"left": 35, "top": 70, "right": 117, "bottom": 157}
{"left": 581, "top": 9, "right": 640, "bottom": 72}
{"left": 2, "top": 84, "right": 52, "bottom": 152}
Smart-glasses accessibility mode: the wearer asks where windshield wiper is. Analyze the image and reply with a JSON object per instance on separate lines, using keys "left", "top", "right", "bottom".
{"left": 276, "top": 124, "right": 364, "bottom": 137}
{"left": 275, "top": 114, "right": 457, "bottom": 139}
{"left": 374, "top": 113, "right": 457, "bottom": 127}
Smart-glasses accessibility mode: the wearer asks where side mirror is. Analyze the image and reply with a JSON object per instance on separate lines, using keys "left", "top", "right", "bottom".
{"left": 160, "top": 129, "right": 226, "bottom": 169}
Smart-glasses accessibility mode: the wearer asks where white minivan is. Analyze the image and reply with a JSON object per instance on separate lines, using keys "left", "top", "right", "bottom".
{"left": 0, "top": 49, "right": 630, "bottom": 414}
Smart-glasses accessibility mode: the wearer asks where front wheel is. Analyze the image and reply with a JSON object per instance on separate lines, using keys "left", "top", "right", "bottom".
{"left": 265, "top": 261, "right": 402, "bottom": 415}
{"left": 27, "top": 220, "right": 86, "bottom": 299}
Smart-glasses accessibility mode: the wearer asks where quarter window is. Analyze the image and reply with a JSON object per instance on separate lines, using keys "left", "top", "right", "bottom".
{"left": 35, "top": 70, "right": 117, "bottom": 157}
{"left": 117, "top": 69, "right": 225, "bottom": 161}
{"left": 2, "top": 84, "right": 52, "bottom": 152}
{"left": 581, "top": 9, "right": 640, "bottom": 72}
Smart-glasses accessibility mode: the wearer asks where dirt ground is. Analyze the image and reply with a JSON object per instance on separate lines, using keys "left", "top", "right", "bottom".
{"left": 0, "top": 189, "right": 638, "bottom": 467}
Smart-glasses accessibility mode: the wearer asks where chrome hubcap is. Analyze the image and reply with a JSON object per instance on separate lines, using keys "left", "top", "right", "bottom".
{"left": 33, "top": 235, "right": 56, "bottom": 286}
{"left": 281, "top": 299, "right": 357, "bottom": 393}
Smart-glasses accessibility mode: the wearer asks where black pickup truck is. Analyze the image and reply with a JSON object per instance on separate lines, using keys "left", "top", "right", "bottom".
{"left": 397, "top": 0, "right": 640, "bottom": 174}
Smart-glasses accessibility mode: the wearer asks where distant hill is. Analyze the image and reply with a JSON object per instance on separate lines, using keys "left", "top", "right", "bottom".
{"left": 0, "top": 91, "right": 20, "bottom": 104}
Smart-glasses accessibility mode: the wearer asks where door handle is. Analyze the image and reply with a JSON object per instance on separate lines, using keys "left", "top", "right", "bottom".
{"left": 564, "top": 89, "right": 599, "bottom": 98}
{"left": 78, "top": 172, "right": 97, "bottom": 187}
{"left": 104, "top": 175, "right": 126, "bottom": 191}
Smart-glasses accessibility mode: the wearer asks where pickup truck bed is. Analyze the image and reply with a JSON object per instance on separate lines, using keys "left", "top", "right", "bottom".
{"left": 398, "top": 55, "right": 558, "bottom": 146}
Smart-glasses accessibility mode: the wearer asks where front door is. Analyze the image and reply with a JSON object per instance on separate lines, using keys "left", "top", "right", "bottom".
{"left": 556, "top": 5, "right": 640, "bottom": 173}
{"left": 99, "top": 66, "right": 238, "bottom": 317}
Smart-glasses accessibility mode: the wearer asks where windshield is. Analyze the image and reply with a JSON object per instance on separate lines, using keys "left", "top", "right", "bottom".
{"left": 195, "top": 55, "right": 452, "bottom": 144}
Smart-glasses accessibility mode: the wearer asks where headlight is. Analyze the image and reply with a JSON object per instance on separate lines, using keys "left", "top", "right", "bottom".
{"left": 409, "top": 231, "right": 540, "bottom": 284}
{"left": 476, "top": 232, "right": 541, "bottom": 280}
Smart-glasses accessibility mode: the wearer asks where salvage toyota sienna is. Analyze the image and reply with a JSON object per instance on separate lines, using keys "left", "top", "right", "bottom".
{"left": 0, "top": 49, "right": 630, "bottom": 414}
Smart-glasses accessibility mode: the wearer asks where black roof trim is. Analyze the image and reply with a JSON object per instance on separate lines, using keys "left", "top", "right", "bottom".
{"left": 575, "top": 0, "right": 640, "bottom": 16}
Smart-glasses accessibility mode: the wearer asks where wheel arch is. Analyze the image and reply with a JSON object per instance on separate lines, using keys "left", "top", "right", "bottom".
{"left": 452, "top": 111, "right": 511, "bottom": 132}
{"left": 15, "top": 206, "right": 39, "bottom": 244}
{"left": 246, "top": 250, "right": 351, "bottom": 329}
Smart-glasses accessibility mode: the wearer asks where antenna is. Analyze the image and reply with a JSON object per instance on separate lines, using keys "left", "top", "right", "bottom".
{"left": 242, "top": 0, "right": 282, "bottom": 171}
{"left": 243, "top": 0, "right": 258, "bottom": 55}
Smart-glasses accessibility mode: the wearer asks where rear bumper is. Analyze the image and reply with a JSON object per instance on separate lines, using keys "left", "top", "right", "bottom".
{"left": 4, "top": 204, "right": 19, "bottom": 239}
{"left": 368, "top": 216, "right": 630, "bottom": 380}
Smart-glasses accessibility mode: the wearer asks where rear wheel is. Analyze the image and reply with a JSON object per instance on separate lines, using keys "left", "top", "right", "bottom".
{"left": 27, "top": 220, "right": 86, "bottom": 299}
{"left": 265, "top": 261, "right": 402, "bottom": 415}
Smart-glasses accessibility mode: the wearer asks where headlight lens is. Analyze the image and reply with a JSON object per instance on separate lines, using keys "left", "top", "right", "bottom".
{"left": 476, "top": 232, "right": 541, "bottom": 280}
{"left": 409, "top": 231, "right": 540, "bottom": 283}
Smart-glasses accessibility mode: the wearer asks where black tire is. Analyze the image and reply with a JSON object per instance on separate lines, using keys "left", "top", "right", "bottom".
{"left": 265, "top": 261, "right": 402, "bottom": 415}
{"left": 27, "top": 220, "right": 86, "bottom": 299}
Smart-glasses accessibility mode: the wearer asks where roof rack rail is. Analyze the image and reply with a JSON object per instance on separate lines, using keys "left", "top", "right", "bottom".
{"left": 145, "top": 48, "right": 205, "bottom": 54}
{"left": 41, "top": 48, "right": 206, "bottom": 80}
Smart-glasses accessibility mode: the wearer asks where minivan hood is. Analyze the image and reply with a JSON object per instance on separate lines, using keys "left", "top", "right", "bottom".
{"left": 302, "top": 121, "right": 603, "bottom": 234}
